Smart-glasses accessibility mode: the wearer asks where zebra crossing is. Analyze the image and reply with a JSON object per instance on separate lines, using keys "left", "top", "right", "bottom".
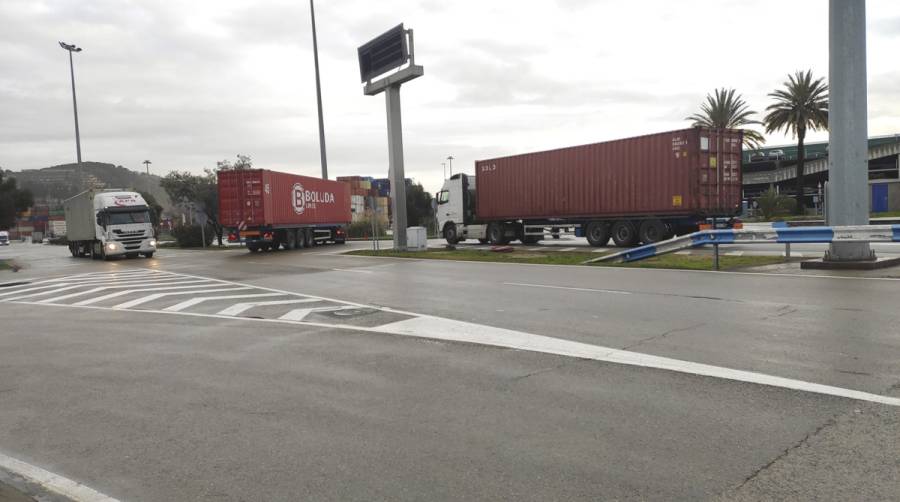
{"left": 0, "top": 269, "right": 414, "bottom": 328}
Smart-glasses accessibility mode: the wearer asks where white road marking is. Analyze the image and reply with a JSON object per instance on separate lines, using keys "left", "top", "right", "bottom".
{"left": 112, "top": 287, "right": 251, "bottom": 309}
{"left": 527, "top": 247, "right": 544, "bottom": 251}
{"left": 504, "top": 282, "right": 631, "bottom": 295}
{"left": 725, "top": 251, "right": 745, "bottom": 257}
{"left": 0, "top": 283, "right": 78, "bottom": 299}
{"left": 0, "top": 451, "right": 120, "bottom": 502}
{"left": 163, "top": 292, "right": 284, "bottom": 312}
{"left": 557, "top": 247, "right": 578, "bottom": 252}
{"left": 75, "top": 284, "right": 245, "bottom": 307}
{"left": 593, "top": 248, "right": 610, "bottom": 253}
{"left": 331, "top": 268, "right": 374, "bottom": 274}
{"left": 783, "top": 251, "right": 804, "bottom": 257}
{"left": 217, "top": 298, "right": 322, "bottom": 316}
{"left": 675, "top": 251, "right": 692, "bottom": 255}
{"left": 37, "top": 279, "right": 212, "bottom": 304}
{"left": 278, "top": 305, "right": 357, "bottom": 321}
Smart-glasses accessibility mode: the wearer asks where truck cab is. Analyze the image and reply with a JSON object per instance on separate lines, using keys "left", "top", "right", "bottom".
{"left": 65, "top": 191, "right": 157, "bottom": 259}
{"left": 436, "top": 174, "right": 487, "bottom": 244}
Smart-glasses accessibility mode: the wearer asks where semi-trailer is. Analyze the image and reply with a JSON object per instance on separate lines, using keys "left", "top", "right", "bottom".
{"left": 64, "top": 190, "right": 157, "bottom": 259}
{"left": 218, "top": 169, "right": 351, "bottom": 252}
{"left": 436, "top": 127, "right": 743, "bottom": 247}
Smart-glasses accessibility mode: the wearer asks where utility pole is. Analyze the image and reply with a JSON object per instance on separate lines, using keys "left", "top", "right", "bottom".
{"left": 59, "top": 42, "right": 83, "bottom": 175}
{"left": 825, "top": 0, "right": 874, "bottom": 262}
{"left": 447, "top": 155, "right": 454, "bottom": 177}
{"left": 442, "top": 162, "right": 446, "bottom": 180}
{"left": 143, "top": 159, "right": 152, "bottom": 175}
{"left": 309, "top": 0, "right": 328, "bottom": 179}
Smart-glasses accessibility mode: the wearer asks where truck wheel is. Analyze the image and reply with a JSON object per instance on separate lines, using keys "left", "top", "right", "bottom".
{"left": 143, "top": 252, "right": 154, "bottom": 259}
{"left": 585, "top": 221, "right": 610, "bottom": 247}
{"left": 247, "top": 243, "right": 260, "bottom": 252}
{"left": 69, "top": 243, "right": 78, "bottom": 257}
{"left": 551, "top": 227, "right": 561, "bottom": 239}
{"left": 638, "top": 219, "right": 667, "bottom": 244}
{"left": 284, "top": 230, "right": 297, "bottom": 250}
{"left": 443, "top": 223, "right": 459, "bottom": 244}
{"left": 521, "top": 235, "right": 541, "bottom": 244}
{"left": 611, "top": 221, "right": 638, "bottom": 247}
{"left": 487, "top": 223, "right": 509, "bottom": 245}
{"left": 478, "top": 238, "right": 488, "bottom": 244}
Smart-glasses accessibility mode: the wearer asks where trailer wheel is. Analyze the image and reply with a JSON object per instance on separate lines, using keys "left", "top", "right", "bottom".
{"left": 247, "top": 243, "right": 260, "bottom": 252}
{"left": 284, "top": 230, "right": 297, "bottom": 250}
{"left": 585, "top": 221, "right": 610, "bottom": 247}
{"left": 69, "top": 243, "right": 78, "bottom": 257}
{"left": 521, "top": 235, "right": 541, "bottom": 244}
{"left": 487, "top": 223, "right": 508, "bottom": 245}
{"left": 478, "top": 238, "right": 488, "bottom": 244}
{"left": 443, "top": 223, "right": 459, "bottom": 244}
{"left": 611, "top": 220, "right": 638, "bottom": 247}
{"left": 638, "top": 219, "right": 667, "bottom": 244}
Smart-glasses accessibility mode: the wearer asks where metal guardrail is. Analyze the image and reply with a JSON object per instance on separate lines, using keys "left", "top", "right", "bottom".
{"left": 584, "top": 224, "right": 900, "bottom": 265}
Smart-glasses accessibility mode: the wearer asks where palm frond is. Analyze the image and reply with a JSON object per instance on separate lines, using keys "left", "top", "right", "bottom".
{"left": 685, "top": 87, "right": 763, "bottom": 149}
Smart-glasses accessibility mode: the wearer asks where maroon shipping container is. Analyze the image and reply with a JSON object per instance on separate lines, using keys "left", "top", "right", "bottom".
{"left": 218, "top": 169, "right": 351, "bottom": 228}
{"left": 475, "top": 127, "right": 742, "bottom": 220}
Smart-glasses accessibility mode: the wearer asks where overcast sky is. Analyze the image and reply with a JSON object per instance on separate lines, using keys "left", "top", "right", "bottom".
{"left": 2, "top": 0, "right": 900, "bottom": 193}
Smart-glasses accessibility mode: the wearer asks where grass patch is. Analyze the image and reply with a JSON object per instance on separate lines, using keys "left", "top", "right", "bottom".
{"left": 0, "top": 259, "right": 11, "bottom": 271}
{"left": 347, "top": 248, "right": 786, "bottom": 270}
{"left": 872, "top": 211, "right": 900, "bottom": 218}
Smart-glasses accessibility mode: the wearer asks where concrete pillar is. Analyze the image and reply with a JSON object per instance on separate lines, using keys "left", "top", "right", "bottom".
{"left": 386, "top": 84, "right": 408, "bottom": 251}
{"left": 826, "top": 0, "right": 874, "bottom": 261}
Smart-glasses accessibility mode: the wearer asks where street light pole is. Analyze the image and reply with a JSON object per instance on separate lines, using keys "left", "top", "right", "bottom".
{"left": 309, "top": 0, "right": 328, "bottom": 179}
{"left": 442, "top": 162, "right": 446, "bottom": 180}
{"left": 59, "top": 41, "right": 83, "bottom": 166}
{"left": 143, "top": 159, "right": 152, "bottom": 175}
{"left": 447, "top": 155, "right": 454, "bottom": 177}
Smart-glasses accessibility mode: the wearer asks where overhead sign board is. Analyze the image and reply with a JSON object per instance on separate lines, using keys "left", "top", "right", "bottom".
{"left": 358, "top": 24, "right": 408, "bottom": 83}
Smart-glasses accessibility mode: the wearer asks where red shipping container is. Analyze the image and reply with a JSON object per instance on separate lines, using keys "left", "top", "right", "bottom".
{"left": 475, "top": 127, "right": 742, "bottom": 220}
{"left": 218, "top": 169, "right": 351, "bottom": 228}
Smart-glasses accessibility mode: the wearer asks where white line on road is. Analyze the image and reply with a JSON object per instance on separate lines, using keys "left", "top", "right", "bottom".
{"left": 725, "top": 251, "right": 745, "bottom": 257}
{"left": 112, "top": 287, "right": 251, "bottom": 309}
{"left": 75, "top": 283, "right": 246, "bottom": 306}
{"left": 330, "top": 268, "right": 374, "bottom": 274}
{"left": 278, "top": 305, "right": 356, "bottom": 321}
{"left": 217, "top": 298, "right": 322, "bottom": 316}
{"left": 0, "top": 451, "right": 120, "bottom": 502}
{"left": 557, "top": 247, "right": 577, "bottom": 252}
{"left": 163, "top": 292, "right": 284, "bottom": 312}
{"left": 37, "top": 279, "right": 212, "bottom": 304}
{"left": 504, "top": 282, "right": 632, "bottom": 295}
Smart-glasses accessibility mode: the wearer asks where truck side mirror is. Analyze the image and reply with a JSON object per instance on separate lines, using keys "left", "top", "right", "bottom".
{"left": 96, "top": 214, "right": 105, "bottom": 228}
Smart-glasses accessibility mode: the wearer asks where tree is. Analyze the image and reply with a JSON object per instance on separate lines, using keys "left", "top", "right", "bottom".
{"left": 755, "top": 187, "right": 797, "bottom": 221}
{"left": 405, "top": 181, "right": 434, "bottom": 229}
{"left": 0, "top": 171, "right": 34, "bottom": 230}
{"left": 160, "top": 171, "right": 224, "bottom": 245}
{"left": 764, "top": 70, "right": 829, "bottom": 213}
{"left": 216, "top": 154, "right": 252, "bottom": 171}
{"left": 686, "top": 88, "right": 765, "bottom": 150}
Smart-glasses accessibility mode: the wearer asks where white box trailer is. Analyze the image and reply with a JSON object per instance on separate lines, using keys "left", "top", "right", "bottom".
{"left": 63, "top": 190, "right": 158, "bottom": 260}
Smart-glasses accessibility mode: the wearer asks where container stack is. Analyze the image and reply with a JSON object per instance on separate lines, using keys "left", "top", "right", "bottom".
{"left": 337, "top": 175, "right": 393, "bottom": 224}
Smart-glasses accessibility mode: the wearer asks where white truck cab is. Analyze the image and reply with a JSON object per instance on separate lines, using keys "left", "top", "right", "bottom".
{"left": 436, "top": 174, "right": 487, "bottom": 244}
{"left": 65, "top": 190, "right": 157, "bottom": 259}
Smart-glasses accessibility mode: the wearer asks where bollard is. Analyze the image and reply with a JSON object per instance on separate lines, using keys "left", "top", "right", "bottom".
{"left": 713, "top": 243, "right": 720, "bottom": 271}
{"left": 785, "top": 242, "right": 791, "bottom": 259}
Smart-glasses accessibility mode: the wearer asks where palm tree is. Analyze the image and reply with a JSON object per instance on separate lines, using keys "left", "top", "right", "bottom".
{"left": 686, "top": 88, "right": 765, "bottom": 150}
{"left": 764, "top": 70, "right": 828, "bottom": 212}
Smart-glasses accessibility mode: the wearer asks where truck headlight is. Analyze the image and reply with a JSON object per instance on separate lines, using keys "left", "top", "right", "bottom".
{"left": 107, "top": 242, "right": 118, "bottom": 250}
{"left": 149, "top": 239, "right": 157, "bottom": 247}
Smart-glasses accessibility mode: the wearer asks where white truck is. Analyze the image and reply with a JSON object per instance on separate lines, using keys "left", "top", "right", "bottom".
{"left": 64, "top": 190, "right": 157, "bottom": 260}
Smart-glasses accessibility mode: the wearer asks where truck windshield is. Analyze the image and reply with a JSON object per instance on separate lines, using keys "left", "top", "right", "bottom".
{"left": 107, "top": 211, "right": 151, "bottom": 225}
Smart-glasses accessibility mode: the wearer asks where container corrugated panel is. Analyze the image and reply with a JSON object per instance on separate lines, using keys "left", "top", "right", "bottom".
{"left": 218, "top": 169, "right": 351, "bottom": 228}
{"left": 475, "top": 127, "right": 742, "bottom": 221}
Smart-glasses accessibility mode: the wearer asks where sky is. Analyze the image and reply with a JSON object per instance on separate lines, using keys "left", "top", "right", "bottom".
{"left": 2, "top": 0, "right": 900, "bottom": 194}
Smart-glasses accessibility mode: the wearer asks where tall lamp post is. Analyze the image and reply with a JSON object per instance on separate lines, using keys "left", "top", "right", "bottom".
{"left": 143, "top": 159, "right": 152, "bottom": 175}
{"left": 59, "top": 42, "right": 83, "bottom": 165}
{"left": 446, "top": 155, "right": 454, "bottom": 177}
{"left": 309, "top": 0, "right": 328, "bottom": 179}
{"left": 442, "top": 162, "right": 446, "bottom": 180}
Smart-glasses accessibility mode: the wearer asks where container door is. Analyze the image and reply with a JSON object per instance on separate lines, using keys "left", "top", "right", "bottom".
{"left": 872, "top": 184, "right": 889, "bottom": 213}
{"left": 697, "top": 130, "right": 742, "bottom": 214}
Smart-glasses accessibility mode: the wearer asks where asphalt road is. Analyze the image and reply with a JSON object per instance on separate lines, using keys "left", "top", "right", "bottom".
{"left": 1, "top": 242, "right": 899, "bottom": 501}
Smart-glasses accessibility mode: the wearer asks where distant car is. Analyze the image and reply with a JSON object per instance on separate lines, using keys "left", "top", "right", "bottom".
{"left": 748, "top": 153, "right": 767, "bottom": 162}
{"left": 768, "top": 149, "right": 785, "bottom": 160}
{"left": 0, "top": 230, "right": 9, "bottom": 246}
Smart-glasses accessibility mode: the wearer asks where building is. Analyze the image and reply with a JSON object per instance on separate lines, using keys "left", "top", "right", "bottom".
{"left": 742, "top": 135, "right": 900, "bottom": 212}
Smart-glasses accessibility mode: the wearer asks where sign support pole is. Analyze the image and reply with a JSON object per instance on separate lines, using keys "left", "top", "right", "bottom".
{"left": 386, "top": 84, "right": 408, "bottom": 251}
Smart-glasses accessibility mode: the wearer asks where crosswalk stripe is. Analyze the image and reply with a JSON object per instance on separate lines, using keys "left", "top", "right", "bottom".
{"left": 216, "top": 298, "right": 322, "bottom": 316}
{"left": 74, "top": 283, "right": 242, "bottom": 306}
{"left": 112, "top": 287, "right": 251, "bottom": 309}
{"left": 163, "top": 293, "right": 284, "bottom": 312}
{"left": 37, "top": 279, "right": 212, "bottom": 304}
{"left": 0, "top": 283, "right": 73, "bottom": 298}
{"left": 278, "top": 306, "right": 357, "bottom": 322}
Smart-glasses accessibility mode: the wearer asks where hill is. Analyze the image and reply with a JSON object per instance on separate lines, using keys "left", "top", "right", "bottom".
{"left": 4, "top": 162, "right": 172, "bottom": 211}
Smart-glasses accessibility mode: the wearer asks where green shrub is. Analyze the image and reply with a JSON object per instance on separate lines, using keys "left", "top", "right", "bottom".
{"left": 172, "top": 224, "right": 213, "bottom": 248}
{"left": 348, "top": 218, "right": 388, "bottom": 238}
{"left": 756, "top": 188, "right": 797, "bottom": 221}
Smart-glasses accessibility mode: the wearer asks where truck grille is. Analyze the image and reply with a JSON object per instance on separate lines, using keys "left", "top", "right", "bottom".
{"left": 113, "top": 230, "right": 146, "bottom": 250}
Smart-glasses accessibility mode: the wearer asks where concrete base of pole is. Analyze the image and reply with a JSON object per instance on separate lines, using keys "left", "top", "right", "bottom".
{"left": 825, "top": 242, "right": 875, "bottom": 262}
{"left": 801, "top": 255, "right": 900, "bottom": 270}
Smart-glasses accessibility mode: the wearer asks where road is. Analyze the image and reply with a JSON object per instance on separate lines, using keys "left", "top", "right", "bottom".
{"left": 1, "top": 242, "right": 899, "bottom": 501}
